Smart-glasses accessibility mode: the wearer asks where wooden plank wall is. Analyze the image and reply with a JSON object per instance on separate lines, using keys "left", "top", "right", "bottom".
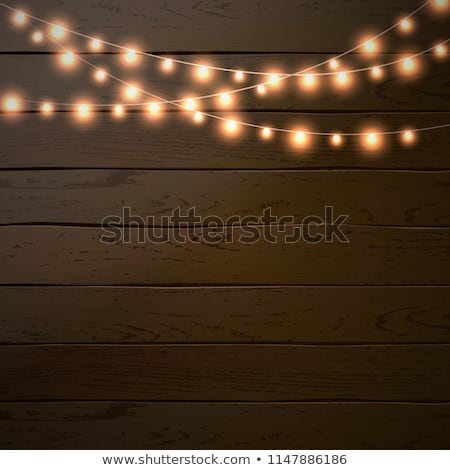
{"left": 0, "top": 0, "right": 449, "bottom": 449}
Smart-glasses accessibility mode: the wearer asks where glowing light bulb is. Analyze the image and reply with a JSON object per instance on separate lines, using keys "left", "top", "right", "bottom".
{"left": 51, "top": 24, "right": 66, "bottom": 40}
{"left": 59, "top": 50, "right": 76, "bottom": 68}
{"left": 435, "top": 43, "right": 447, "bottom": 58}
{"left": 196, "top": 65, "right": 211, "bottom": 81}
{"left": 193, "top": 112, "right": 204, "bottom": 124}
{"left": 75, "top": 102, "right": 92, "bottom": 122}
{"left": 334, "top": 71, "right": 351, "bottom": 88}
{"left": 362, "top": 131, "right": 383, "bottom": 150}
{"left": 401, "top": 56, "right": 416, "bottom": 74}
{"left": 113, "top": 104, "right": 125, "bottom": 119}
{"left": 40, "top": 102, "right": 54, "bottom": 116}
{"left": 432, "top": 0, "right": 448, "bottom": 11}
{"left": 269, "top": 73, "right": 281, "bottom": 86}
{"left": 291, "top": 130, "right": 311, "bottom": 149}
{"left": 2, "top": 95, "right": 22, "bottom": 113}
{"left": 402, "top": 130, "right": 415, "bottom": 145}
{"left": 31, "top": 31, "right": 44, "bottom": 44}
{"left": 94, "top": 68, "right": 108, "bottom": 83}
{"left": 300, "top": 73, "right": 318, "bottom": 91}
{"left": 224, "top": 120, "right": 239, "bottom": 135}
{"left": 257, "top": 84, "right": 266, "bottom": 95}
{"left": 371, "top": 66, "right": 383, "bottom": 79}
{"left": 123, "top": 48, "right": 139, "bottom": 65}
{"left": 329, "top": 59, "right": 339, "bottom": 70}
{"left": 331, "top": 134, "right": 343, "bottom": 147}
{"left": 234, "top": 71, "right": 245, "bottom": 82}
{"left": 362, "top": 39, "right": 377, "bottom": 54}
{"left": 90, "top": 38, "right": 103, "bottom": 51}
{"left": 184, "top": 99, "right": 197, "bottom": 111}
{"left": 218, "top": 92, "right": 233, "bottom": 107}
{"left": 162, "top": 58, "right": 174, "bottom": 72}
{"left": 261, "top": 127, "right": 272, "bottom": 140}
{"left": 146, "top": 102, "right": 161, "bottom": 116}
{"left": 12, "top": 10, "right": 27, "bottom": 27}
{"left": 399, "top": 18, "right": 412, "bottom": 33}
{"left": 123, "top": 84, "right": 140, "bottom": 101}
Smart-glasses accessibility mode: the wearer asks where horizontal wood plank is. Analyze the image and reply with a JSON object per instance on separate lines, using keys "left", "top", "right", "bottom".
{"left": 1, "top": 54, "right": 449, "bottom": 111}
{"left": 1, "top": 286, "right": 449, "bottom": 344}
{"left": 1, "top": 402, "right": 449, "bottom": 449}
{"left": 0, "top": 226, "right": 448, "bottom": 285}
{"left": 0, "top": 0, "right": 447, "bottom": 52}
{"left": 1, "top": 345, "right": 450, "bottom": 401}
{"left": 0, "top": 170, "right": 449, "bottom": 226}
{"left": 1, "top": 113, "right": 450, "bottom": 169}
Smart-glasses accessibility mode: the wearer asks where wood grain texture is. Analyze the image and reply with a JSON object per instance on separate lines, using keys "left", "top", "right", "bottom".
{"left": 1, "top": 345, "right": 450, "bottom": 401}
{"left": 1, "top": 402, "right": 449, "bottom": 449}
{"left": 0, "top": 226, "right": 449, "bottom": 285}
{"left": 0, "top": 0, "right": 447, "bottom": 52}
{"left": 1, "top": 54, "right": 449, "bottom": 111}
{"left": 1, "top": 286, "right": 449, "bottom": 344}
{"left": 1, "top": 113, "right": 449, "bottom": 170}
{"left": 1, "top": 169, "right": 449, "bottom": 226}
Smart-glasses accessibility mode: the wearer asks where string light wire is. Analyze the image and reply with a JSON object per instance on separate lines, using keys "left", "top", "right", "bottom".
{"left": 0, "top": 0, "right": 446, "bottom": 107}
{"left": 2, "top": 1, "right": 450, "bottom": 138}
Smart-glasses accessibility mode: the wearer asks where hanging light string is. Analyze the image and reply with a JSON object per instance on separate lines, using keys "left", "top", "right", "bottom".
{"left": 3, "top": 1, "right": 449, "bottom": 106}
{"left": 0, "top": 0, "right": 439, "bottom": 81}
{"left": 15, "top": 36, "right": 450, "bottom": 138}
{"left": 2, "top": 1, "right": 450, "bottom": 142}
{"left": 15, "top": 38, "right": 450, "bottom": 109}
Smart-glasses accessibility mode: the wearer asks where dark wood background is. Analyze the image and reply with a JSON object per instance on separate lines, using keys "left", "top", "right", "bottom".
{"left": 0, "top": 0, "right": 449, "bottom": 449}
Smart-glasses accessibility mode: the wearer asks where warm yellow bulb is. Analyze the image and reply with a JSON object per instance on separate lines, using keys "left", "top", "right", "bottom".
{"left": 234, "top": 71, "right": 245, "bottom": 82}
{"left": 123, "top": 48, "right": 139, "bottom": 65}
{"left": 184, "top": 99, "right": 197, "bottom": 111}
{"left": 224, "top": 120, "right": 239, "bottom": 135}
{"left": 399, "top": 18, "right": 413, "bottom": 33}
{"left": 218, "top": 92, "right": 233, "bottom": 107}
{"left": 51, "top": 24, "right": 66, "bottom": 40}
{"left": 335, "top": 71, "right": 351, "bottom": 88}
{"left": 435, "top": 43, "right": 447, "bottom": 58}
{"left": 75, "top": 102, "right": 92, "bottom": 122}
{"left": 432, "top": 0, "right": 449, "bottom": 10}
{"left": 401, "top": 57, "right": 417, "bottom": 74}
{"left": 261, "top": 127, "right": 272, "bottom": 140}
{"left": 147, "top": 102, "right": 161, "bottom": 115}
{"left": 113, "top": 104, "right": 125, "bottom": 119}
{"left": 329, "top": 59, "right": 339, "bottom": 70}
{"left": 162, "top": 58, "right": 174, "bottom": 72}
{"left": 362, "top": 131, "right": 383, "bottom": 150}
{"left": 12, "top": 11, "right": 27, "bottom": 27}
{"left": 296, "top": 131, "right": 306, "bottom": 143}
{"left": 31, "top": 31, "right": 44, "bottom": 44}
{"left": 90, "top": 38, "right": 103, "bottom": 51}
{"left": 257, "top": 84, "right": 266, "bottom": 95}
{"left": 371, "top": 66, "right": 383, "bottom": 79}
{"left": 60, "top": 50, "right": 76, "bottom": 68}
{"left": 300, "top": 73, "right": 318, "bottom": 91}
{"left": 402, "top": 130, "right": 415, "bottom": 145}
{"left": 123, "top": 84, "right": 140, "bottom": 101}
{"left": 269, "top": 73, "right": 281, "bottom": 86}
{"left": 196, "top": 65, "right": 211, "bottom": 81}
{"left": 362, "top": 39, "right": 377, "bottom": 54}
{"left": 40, "top": 102, "right": 54, "bottom": 116}
{"left": 2, "top": 95, "right": 22, "bottom": 113}
{"left": 193, "top": 112, "right": 204, "bottom": 124}
{"left": 331, "top": 134, "right": 343, "bottom": 147}
{"left": 94, "top": 68, "right": 107, "bottom": 83}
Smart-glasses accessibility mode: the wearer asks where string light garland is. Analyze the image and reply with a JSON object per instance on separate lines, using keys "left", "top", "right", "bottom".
{"left": 1, "top": 0, "right": 449, "bottom": 108}
{"left": 0, "top": 1, "right": 449, "bottom": 149}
